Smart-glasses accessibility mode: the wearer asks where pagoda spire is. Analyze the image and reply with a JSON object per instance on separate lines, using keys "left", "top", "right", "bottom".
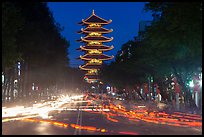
{"left": 92, "top": 9, "right": 95, "bottom": 15}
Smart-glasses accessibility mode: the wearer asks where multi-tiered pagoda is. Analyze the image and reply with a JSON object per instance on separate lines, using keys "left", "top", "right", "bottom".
{"left": 77, "top": 10, "right": 114, "bottom": 84}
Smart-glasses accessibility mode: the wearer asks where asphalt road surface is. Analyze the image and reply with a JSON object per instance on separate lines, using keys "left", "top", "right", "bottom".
{"left": 2, "top": 95, "right": 202, "bottom": 135}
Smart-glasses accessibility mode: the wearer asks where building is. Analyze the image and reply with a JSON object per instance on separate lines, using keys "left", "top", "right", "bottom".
{"left": 135, "top": 13, "right": 160, "bottom": 42}
{"left": 136, "top": 21, "right": 152, "bottom": 41}
{"left": 77, "top": 10, "right": 114, "bottom": 84}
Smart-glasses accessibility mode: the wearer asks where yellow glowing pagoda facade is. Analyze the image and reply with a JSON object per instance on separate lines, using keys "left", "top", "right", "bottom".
{"left": 77, "top": 10, "right": 114, "bottom": 84}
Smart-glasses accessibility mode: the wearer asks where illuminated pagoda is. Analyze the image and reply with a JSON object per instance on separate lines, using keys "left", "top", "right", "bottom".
{"left": 77, "top": 10, "right": 114, "bottom": 84}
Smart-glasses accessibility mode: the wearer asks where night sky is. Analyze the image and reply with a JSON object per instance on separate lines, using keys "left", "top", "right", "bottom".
{"left": 47, "top": 2, "right": 153, "bottom": 68}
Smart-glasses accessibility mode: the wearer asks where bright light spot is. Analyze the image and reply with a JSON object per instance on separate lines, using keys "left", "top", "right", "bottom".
{"left": 32, "top": 83, "right": 35, "bottom": 90}
{"left": 14, "top": 79, "right": 18, "bottom": 83}
{"left": 101, "top": 129, "right": 106, "bottom": 132}
{"left": 137, "top": 106, "right": 146, "bottom": 108}
{"left": 2, "top": 73, "right": 4, "bottom": 83}
{"left": 38, "top": 112, "right": 49, "bottom": 119}
{"left": 2, "top": 106, "right": 25, "bottom": 117}
{"left": 189, "top": 80, "right": 194, "bottom": 88}
{"left": 199, "top": 79, "right": 202, "bottom": 87}
{"left": 91, "top": 86, "right": 95, "bottom": 89}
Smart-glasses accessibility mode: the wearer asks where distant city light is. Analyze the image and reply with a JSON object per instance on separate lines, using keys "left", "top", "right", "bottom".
{"left": 199, "top": 79, "right": 202, "bottom": 87}
{"left": 91, "top": 86, "right": 95, "bottom": 89}
{"left": 18, "top": 62, "right": 21, "bottom": 76}
{"left": 2, "top": 72, "right": 4, "bottom": 83}
{"left": 14, "top": 79, "right": 18, "bottom": 84}
{"left": 189, "top": 80, "right": 194, "bottom": 88}
{"left": 199, "top": 73, "right": 202, "bottom": 87}
{"left": 17, "top": 62, "right": 20, "bottom": 68}
{"left": 32, "top": 83, "right": 35, "bottom": 90}
{"left": 106, "top": 86, "right": 110, "bottom": 91}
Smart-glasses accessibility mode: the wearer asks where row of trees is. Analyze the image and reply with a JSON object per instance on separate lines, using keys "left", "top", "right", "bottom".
{"left": 101, "top": 2, "right": 202, "bottom": 106}
{"left": 2, "top": 2, "right": 74, "bottom": 103}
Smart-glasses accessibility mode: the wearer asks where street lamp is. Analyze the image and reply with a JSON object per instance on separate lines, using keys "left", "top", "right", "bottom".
{"left": 199, "top": 79, "right": 202, "bottom": 87}
{"left": 189, "top": 80, "right": 194, "bottom": 88}
{"left": 2, "top": 72, "right": 4, "bottom": 84}
{"left": 199, "top": 73, "right": 202, "bottom": 87}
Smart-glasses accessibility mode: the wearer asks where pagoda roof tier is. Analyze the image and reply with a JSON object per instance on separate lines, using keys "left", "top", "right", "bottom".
{"left": 85, "top": 72, "right": 97, "bottom": 76}
{"left": 77, "top": 27, "right": 113, "bottom": 34}
{"left": 79, "top": 64, "right": 102, "bottom": 70}
{"left": 76, "top": 36, "right": 113, "bottom": 43}
{"left": 76, "top": 45, "right": 114, "bottom": 51}
{"left": 79, "top": 54, "right": 114, "bottom": 61}
{"left": 76, "top": 54, "right": 114, "bottom": 60}
{"left": 78, "top": 10, "right": 112, "bottom": 25}
{"left": 85, "top": 75, "right": 99, "bottom": 79}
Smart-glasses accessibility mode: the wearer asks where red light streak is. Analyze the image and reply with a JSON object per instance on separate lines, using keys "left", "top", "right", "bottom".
{"left": 118, "top": 131, "right": 139, "bottom": 135}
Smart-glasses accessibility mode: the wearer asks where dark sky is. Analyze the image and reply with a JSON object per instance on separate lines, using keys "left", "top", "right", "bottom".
{"left": 47, "top": 2, "right": 153, "bottom": 68}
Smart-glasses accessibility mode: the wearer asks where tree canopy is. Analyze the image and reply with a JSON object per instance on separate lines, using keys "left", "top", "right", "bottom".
{"left": 2, "top": 2, "right": 73, "bottom": 102}
{"left": 2, "top": 2, "right": 24, "bottom": 69}
{"left": 101, "top": 2, "right": 202, "bottom": 101}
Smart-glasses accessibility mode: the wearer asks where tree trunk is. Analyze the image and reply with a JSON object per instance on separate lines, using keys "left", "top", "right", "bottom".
{"left": 23, "top": 62, "right": 28, "bottom": 100}
{"left": 10, "top": 68, "right": 15, "bottom": 102}
{"left": 151, "top": 76, "right": 155, "bottom": 100}
{"left": 135, "top": 89, "right": 145, "bottom": 100}
{"left": 18, "top": 61, "right": 27, "bottom": 103}
{"left": 2, "top": 78, "right": 7, "bottom": 102}
{"left": 6, "top": 69, "right": 11, "bottom": 102}
{"left": 17, "top": 66, "right": 21, "bottom": 100}
{"left": 172, "top": 66, "right": 192, "bottom": 106}
{"left": 20, "top": 62, "right": 25, "bottom": 100}
{"left": 26, "top": 62, "right": 31, "bottom": 99}
{"left": 157, "top": 81, "right": 167, "bottom": 101}
{"left": 2, "top": 69, "right": 7, "bottom": 102}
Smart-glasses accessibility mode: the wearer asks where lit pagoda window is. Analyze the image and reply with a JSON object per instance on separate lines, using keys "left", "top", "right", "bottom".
{"left": 89, "top": 41, "right": 101, "bottom": 45}
{"left": 89, "top": 59, "right": 102, "bottom": 64}
{"left": 88, "top": 69, "right": 98, "bottom": 74}
{"left": 88, "top": 50, "right": 102, "bottom": 54}
{"left": 89, "top": 32, "right": 101, "bottom": 36}
{"left": 89, "top": 24, "right": 101, "bottom": 28}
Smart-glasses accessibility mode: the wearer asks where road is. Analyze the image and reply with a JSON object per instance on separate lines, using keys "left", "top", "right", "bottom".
{"left": 2, "top": 94, "right": 202, "bottom": 135}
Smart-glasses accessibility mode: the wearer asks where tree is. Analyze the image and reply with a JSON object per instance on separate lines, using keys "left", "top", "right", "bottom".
{"left": 2, "top": 2, "right": 24, "bottom": 69}
{"left": 2, "top": 2, "right": 70, "bottom": 103}
{"left": 143, "top": 2, "right": 202, "bottom": 104}
{"left": 2, "top": 2, "right": 25, "bottom": 102}
{"left": 101, "top": 2, "right": 202, "bottom": 104}
{"left": 101, "top": 40, "right": 151, "bottom": 100}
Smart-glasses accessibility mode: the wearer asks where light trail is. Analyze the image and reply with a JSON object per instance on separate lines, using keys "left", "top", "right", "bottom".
{"left": 2, "top": 94, "right": 85, "bottom": 120}
{"left": 109, "top": 103, "right": 202, "bottom": 128}
{"left": 19, "top": 117, "right": 109, "bottom": 134}
{"left": 2, "top": 93, "right": 202, "bottom": 135}
{"left": 93, "top": 95, "right": 202, "bottom": 128}
{"left": 118, "top": 131, "right": 139, "bottom": 135}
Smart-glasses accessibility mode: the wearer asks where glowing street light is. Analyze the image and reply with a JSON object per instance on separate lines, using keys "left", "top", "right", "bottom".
{"left": 189, "top": 80, "right": 194, "bottom": 88}
{"left": 199, "top": 73, "right": 202, "bottom": 87}
{"left": 199, "top": 79, "right": 202, "bottom": 87}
